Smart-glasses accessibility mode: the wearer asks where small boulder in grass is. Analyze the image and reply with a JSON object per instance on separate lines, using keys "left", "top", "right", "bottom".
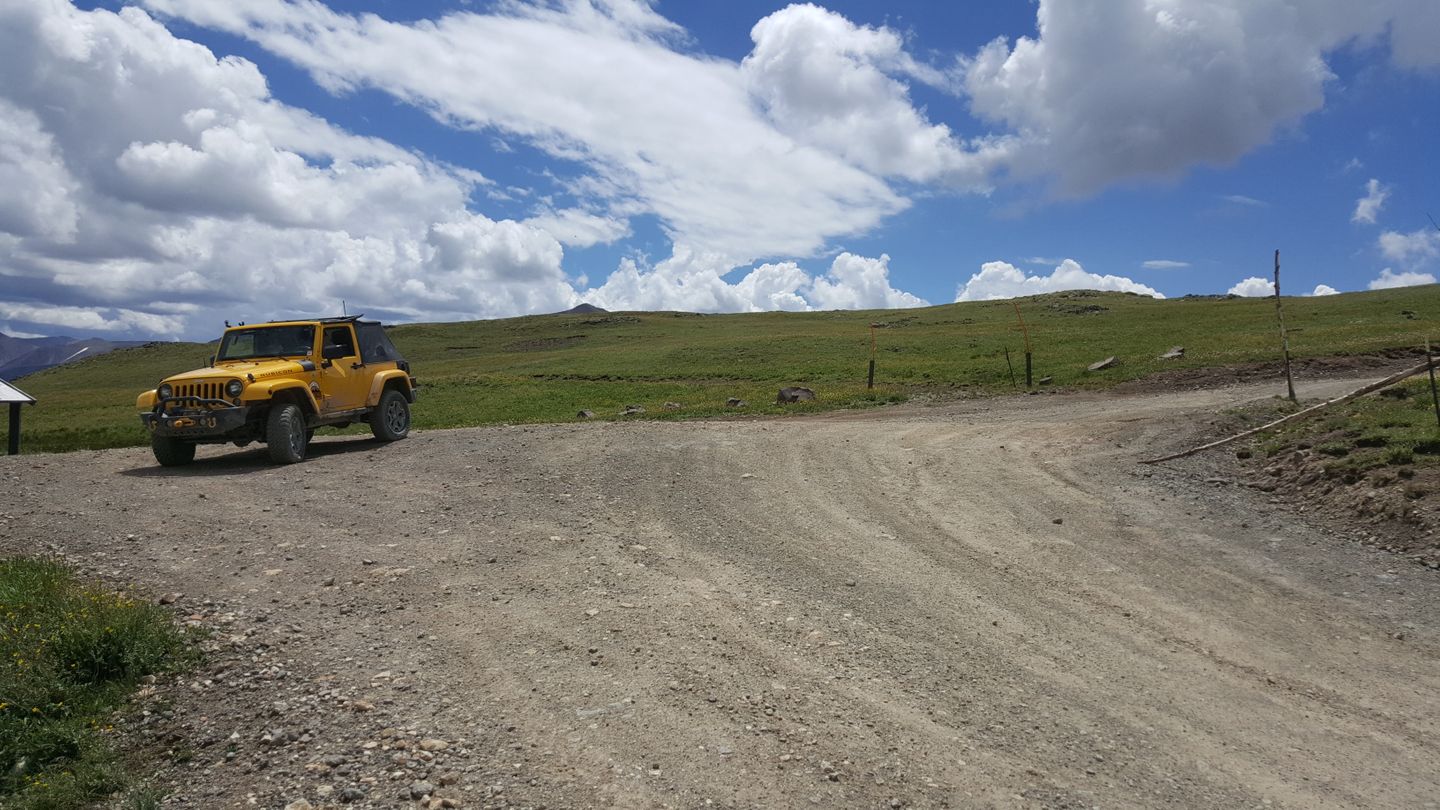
{"left": 620, "top": 405, "right": 645, "bottom": 416}
{"left": 726, "top": 398, "right": 747, "bottom": 408}
{"left": 1087, "top": 356, "right": 1118, "bottom": 372}
{"left": 577, "top": 409, "right": 595, "bottom": 419}
{"left": 776, "top": 386, "right": 816, "bottom": 404}
{"left": 1160, "top": 346, "right": 1185, "bottom": 360}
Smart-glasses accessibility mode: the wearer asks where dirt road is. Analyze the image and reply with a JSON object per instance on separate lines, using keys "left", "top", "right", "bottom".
{"left": 2, "top": 379, "right": 1438, "bottom": 809}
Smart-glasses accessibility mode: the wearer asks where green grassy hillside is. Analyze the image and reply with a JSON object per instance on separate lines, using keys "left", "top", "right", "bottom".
{"left": 6, "top": 286, "right": 1439, "bottom": 454}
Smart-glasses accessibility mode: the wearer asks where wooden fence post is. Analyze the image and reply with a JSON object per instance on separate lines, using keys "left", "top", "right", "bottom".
{"left": 1274, "top": 249, "right": 1297, "bottom": 403}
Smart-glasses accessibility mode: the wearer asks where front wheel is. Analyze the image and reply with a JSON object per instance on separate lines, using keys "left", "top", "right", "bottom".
{"left": 266, "top": 403, "right": 307, "bottom": 464}
{"left": 152, "top": 435, "right": 196, "bottom": 467}
{"left": 370, "top": 389, "right": 410, "bottom": 441}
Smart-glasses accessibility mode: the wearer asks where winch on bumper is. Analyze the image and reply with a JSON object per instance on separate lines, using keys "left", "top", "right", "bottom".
{"left": 141, "top": 396, "right": 250, "bottom": 439}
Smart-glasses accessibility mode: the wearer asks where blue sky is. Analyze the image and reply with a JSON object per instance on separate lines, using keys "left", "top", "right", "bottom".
{"left": 1, "top": 0, "right": 1437, "bottom": 340}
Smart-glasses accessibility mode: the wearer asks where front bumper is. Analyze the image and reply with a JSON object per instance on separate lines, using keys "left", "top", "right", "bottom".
{"left": 141, "top": 397, "right": 250, "bottom": 438}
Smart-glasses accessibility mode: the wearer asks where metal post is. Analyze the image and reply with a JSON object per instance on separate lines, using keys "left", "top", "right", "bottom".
{"left": 7, "top": 402, "right": 19, "bottom": 456}
{"left": 1004, "top": 346, "right": 1017, "bottom": 388}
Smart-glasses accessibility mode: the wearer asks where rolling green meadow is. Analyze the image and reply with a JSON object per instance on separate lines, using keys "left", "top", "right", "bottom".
{"left": 5, "top": 286, "right": 1440, "bottom": 455}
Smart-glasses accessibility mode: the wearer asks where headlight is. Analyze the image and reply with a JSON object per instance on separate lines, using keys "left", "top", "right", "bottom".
{"left": 226, "top": 379, "right": 244, "bottom": 397}
{"left": 158, "top": 383, "right": 173, "bottom": 399}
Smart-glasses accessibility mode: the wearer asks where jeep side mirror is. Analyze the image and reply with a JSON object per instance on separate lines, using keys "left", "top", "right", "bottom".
{"left": 207, "top": 355, "right": 215, "bottom": 367}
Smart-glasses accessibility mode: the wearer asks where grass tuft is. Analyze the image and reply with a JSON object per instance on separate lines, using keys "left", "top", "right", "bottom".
{"left": 0, "top": 557, "right": 195, "bottom": 809}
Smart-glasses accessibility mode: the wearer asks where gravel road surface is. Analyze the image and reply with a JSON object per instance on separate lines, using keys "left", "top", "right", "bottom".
{"left": 2, "top": 379, "right": 1437, "bottom": 809}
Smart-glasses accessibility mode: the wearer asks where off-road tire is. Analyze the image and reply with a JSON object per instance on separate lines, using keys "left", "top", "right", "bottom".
{"left": 370, "top": 389, "right": 410, "bottom": 441}
{"left": 267, "top": 404, "right": 307, "bottom": 464}
{"left": 152, "top": 435, "right": 196, "bottom": 467}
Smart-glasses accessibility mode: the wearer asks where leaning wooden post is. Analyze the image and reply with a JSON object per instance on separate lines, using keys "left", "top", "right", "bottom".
{"left": 867, "top": 322, "right": 878, "bottom": 389}
{"left": 1428, "top": 338, "right": 1440, "bottom": 431}
{"left": 1004, "top": 346, "right": 1018, "bottom": 389}
{"left": 1012, "top": 301, "right": 1033, "bottom": 387}
{"left": 1141, "top": 358, "right": 1439, "bottom": 464}
{"left": 1273, "top": 249, "right": 1297, "bottom": 403}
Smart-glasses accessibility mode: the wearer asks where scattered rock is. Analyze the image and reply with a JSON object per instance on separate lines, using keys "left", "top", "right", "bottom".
{"left": 662, "top": 401, "right": 682, "bottom": 410}
{"left": 157, "top": 592, "right": 182, "bottom": 605}
{"left": 1160, "top": 346, "right": 1185, "bottom": 360}
{"left": 577, "top": 409, "right": 595, "bottom": 419}
{"left": 620, "top": 405, "right": 645, "bottom": 416}
{"left": 1052, "top": 518, "right": 1063, "bottom": 525}
{"left": 284, "top": 801, "right": 314, "bottom": 810}
{"left": 726, "top": 398, "right": 748, "bottom": 408}
{"left": 337, "top": 787, "right": 367, "bottom": 803}
{"left": 844, "top": 579, "right": 857, "bottom": 587}
{"left": 1087, "top": 356, "right": 1118, "bottom": 372}
{"left": 410, "top": 780, "right": 437, "bottom": 800}
{"left": 777, "top": 386, "right": 816, "bottom": 404}
{"left": 419, "top": 738, "right": 449, "bottom": 752}
{"left": 1037, "top": 376, "right": 1054, "bottom": 385}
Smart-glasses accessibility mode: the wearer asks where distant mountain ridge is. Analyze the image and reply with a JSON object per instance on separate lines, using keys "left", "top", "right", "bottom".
{"left": 557, "top": 303, "right": 607, "bottom": 315}
{"left": 0, "top": 332, "right": 147, "bottom": 380}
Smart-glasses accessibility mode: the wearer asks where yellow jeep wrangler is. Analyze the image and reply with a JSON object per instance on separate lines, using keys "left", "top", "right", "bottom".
{"left": 137, "top": 316, "right": 418, "bottom": 466}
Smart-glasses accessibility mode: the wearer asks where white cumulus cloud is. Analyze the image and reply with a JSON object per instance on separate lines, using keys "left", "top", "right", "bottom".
{"left": 582, "top": 250, "right": 925, "bottom": 314}
{"left": 140, "top": 0, "right": 927, "bottom": 261}
{"left": 1369, "top": 268, "right": 1437, "bottom": 290}
{"left": 954, "top": 259, "right": 1163, "bottom": 302}
{"left": 1310, "top": 284, "right": 1339, "bottom": 296}
{"left": 742, "top": 4, "right": 993, "bottom": 187}
{"left": 1351, "top": 179, "right": 1390, "bottom": 225}
{"left": 1227, "top": 277, "right": 1275, "bottom": 297}
{"left": 522, "top": 209, "right": 631, "bottom": 249}
{"left": 1379, "top": 228, "right": 1440, "bottom": 267}
{"left": 808, "top": 253, "right": 928, "bottom": 310}
{"left": 961, "top": 0, "right": 1440, "bottom": 196}
{"left": 0, "top": 1, "right": 583, "bottom": 336}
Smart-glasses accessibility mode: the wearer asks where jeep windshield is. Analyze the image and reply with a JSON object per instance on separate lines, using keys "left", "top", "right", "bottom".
{"left": 216, "top": 325, "right": 316, "bottom": 361}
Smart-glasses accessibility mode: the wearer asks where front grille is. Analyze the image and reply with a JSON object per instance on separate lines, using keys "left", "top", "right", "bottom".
{"left": 172, "top": 381, "right": 226, "bottom": 401}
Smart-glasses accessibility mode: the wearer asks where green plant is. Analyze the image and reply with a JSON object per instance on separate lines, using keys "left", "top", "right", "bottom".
{"left": 0, "top": 557, "right": 195, "bottom": 808}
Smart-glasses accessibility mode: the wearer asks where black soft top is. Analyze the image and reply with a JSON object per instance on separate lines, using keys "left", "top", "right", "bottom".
{"left": 355, "top": 321, "right": 405, "bottom": 364}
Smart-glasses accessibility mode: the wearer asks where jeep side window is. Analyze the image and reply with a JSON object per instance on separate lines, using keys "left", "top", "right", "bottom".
{"left": 323, "top": 326, "right": 357, "bottom": 360}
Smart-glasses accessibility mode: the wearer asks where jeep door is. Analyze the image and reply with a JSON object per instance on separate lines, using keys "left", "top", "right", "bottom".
{"left": 318, "top": 325, "right": 369, "bottom": 412}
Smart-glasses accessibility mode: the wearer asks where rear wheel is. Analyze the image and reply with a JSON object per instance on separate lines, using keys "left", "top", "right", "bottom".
{"left": 370, "top": 389, "right": 410, "bottom": 441}
{"left": 266, "top": 404, "right": 307, "bottom": 464}
{"left": 152, "top": 435, "right": 196, "bottom": 467}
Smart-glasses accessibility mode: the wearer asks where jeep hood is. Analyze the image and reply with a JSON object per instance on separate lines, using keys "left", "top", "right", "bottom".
{"left": 163, "top": 358, "right": 313, "bottom": 383}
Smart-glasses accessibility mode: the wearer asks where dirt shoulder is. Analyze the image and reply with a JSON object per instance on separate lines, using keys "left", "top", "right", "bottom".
{"left": 2, "top": 377, "right": 1438, "bottom": 809}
